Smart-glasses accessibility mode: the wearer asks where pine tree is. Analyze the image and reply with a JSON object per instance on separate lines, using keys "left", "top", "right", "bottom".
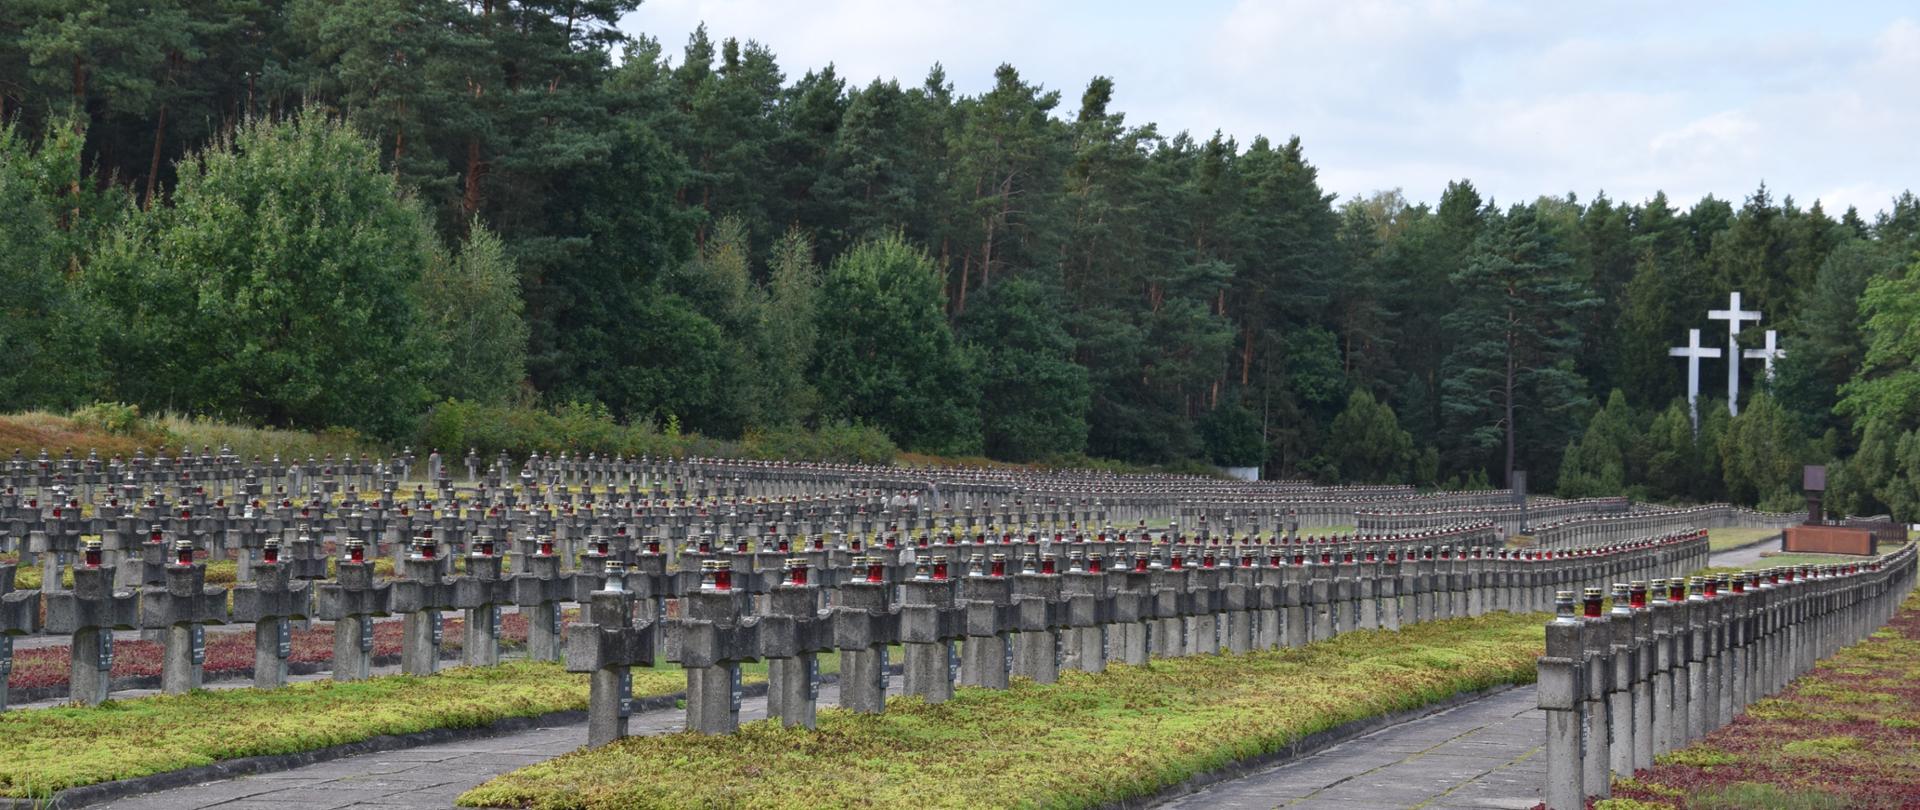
{"left": 1440, "top": 203, "right": 1596, "bottom": 487}
{"left": 1324, "top": 389, "right": 1415, "bottom": 483}
{"left": 1557, "top": 390, "right": 1641, "bottom": 497}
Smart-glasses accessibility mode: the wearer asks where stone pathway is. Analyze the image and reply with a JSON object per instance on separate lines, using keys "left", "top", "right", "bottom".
{"left": 1157, "top": 686, "right": 1545, "bottom": 810}
{"left": 1152, "top": 544, "right": 1760, "bottom": 809}
{"left": 1709, "top": 541, "right": 1773, "bottom": 570}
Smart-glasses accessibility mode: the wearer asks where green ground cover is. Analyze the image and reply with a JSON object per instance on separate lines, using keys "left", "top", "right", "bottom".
{"left": 1603, "top": 589, "right": 1920, "bottom": 810}
{"left": 0, "top": 649, "right": 877, "bottom": 799}
{"left": 7, "top": 557, "right": 408, "bottom": 590}
{"left": 1693, "top": 550, "right": 1901, "bottom": 582}
{"left": 1707, "top": 527, "right": 1782, "bottom": 552}
{"left": 459, "top": 610, "right": 1549, "bottom": 809}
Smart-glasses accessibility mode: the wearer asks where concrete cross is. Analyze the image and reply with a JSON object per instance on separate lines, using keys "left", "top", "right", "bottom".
{"left": 1706, "top": 292, "right": 1762, "bottom": 415}
{"left": 1743, "top": 329, "right": 1784, "bottom": 382}
{"left": 1669, "top": 329, "right": 1722, "bottom": 433}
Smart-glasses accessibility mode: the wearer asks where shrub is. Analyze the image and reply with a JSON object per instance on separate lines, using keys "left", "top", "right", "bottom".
{"left": 416, "top": 400, "right": 898, "bottom": 464}
{"left": 69, "top": 401, "right": 149, "bottom": 437}
{"left": 743, "top": 422, "right": 897, "bottom": 464}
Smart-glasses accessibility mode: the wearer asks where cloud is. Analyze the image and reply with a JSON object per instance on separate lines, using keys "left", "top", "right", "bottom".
{"left": 619, "top": 3, "right": 1919, "bottom": 217}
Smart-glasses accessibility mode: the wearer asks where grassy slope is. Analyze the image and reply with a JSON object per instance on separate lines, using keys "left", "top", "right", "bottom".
{"left": 459, "top": 611, "right": 1549, "bottom": 810}
{"left": 0, "top": 411, "right": 379, "bottom": 460}
{"left": 1604, "top": 589, "right": 1920, "bottom": 810}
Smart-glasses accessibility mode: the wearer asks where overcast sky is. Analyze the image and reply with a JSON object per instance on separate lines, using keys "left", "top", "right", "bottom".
{"left": 619, "top": 0, "right": 1917, "bottom": 218}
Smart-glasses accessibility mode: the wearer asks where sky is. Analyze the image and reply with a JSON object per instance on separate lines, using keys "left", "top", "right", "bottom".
{"left": 618, "top": 0, "right": 1918, "bottom": 218}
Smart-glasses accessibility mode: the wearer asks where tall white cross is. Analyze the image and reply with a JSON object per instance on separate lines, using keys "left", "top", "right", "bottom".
{"left": 1670, "top": 328, "right": 1723, "bottom": 433}
{"left": 1707, "top": 291, "right": 1762, "bottom": 416}
{"left": 1743, "top": 329, "right": 1784, "bottom": 381}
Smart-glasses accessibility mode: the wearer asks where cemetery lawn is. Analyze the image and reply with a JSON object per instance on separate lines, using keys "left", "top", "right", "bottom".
{"left": 1706, "top": 526, "right": 1781, "bottom": 552}
{"left": 0, "top": 650, "right": 873, "bottom": 799}
{"left": 1695, "top": 551, "right": 1884, "bottom": 579}
{"left": 1603, "top": 589, "right": 1920, "bottom": 810}
{"left": 460, "top": 611, "right": 1549, "bottom": 810}
{"left": 0, "top": 662, "right": 591, "bottom": 798}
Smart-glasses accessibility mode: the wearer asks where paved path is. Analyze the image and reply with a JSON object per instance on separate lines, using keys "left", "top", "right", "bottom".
{"left": 91, "top": 679, "right": 889, "bottom": 810}
{"left": 1157, "top": 686, "right": 1545, "bottom": 810}
{"left": 1153, "top": 544, "right": 1762, "bottom": 809}
{"left": 1709, "top": 541, "right": 1775, "bottom": 570}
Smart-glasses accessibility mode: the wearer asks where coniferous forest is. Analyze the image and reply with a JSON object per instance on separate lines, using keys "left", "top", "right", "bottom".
{"left": 3, "top": 2, "right": 1919, "bottom": 517}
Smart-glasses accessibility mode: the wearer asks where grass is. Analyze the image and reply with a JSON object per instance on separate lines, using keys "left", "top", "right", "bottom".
{"left": 0, "top": 662, "right": 588, "bottom": 799}
{"left": 1707, "top": 527, "right": 1781, "bottom": 552}
{"left": 0, "top": 648, "right": 879, "bottom": 798}
{"left": 1693, "top": 551, "right": 1884, "bottom": 579}
{"left": 1606, "top": 588, "right": 1920, "bottom": 810}
{"left": 458, "top": 610, "right": 1550, "bottom": 809}
{"left": 1748, "top": 552, "right": 1874, "bottom": 570}
{"left": 8, "top": 554, "right": 406, "bottom": 591}
{"left": 0, "top": 409, "right": 380, "bottom": 460}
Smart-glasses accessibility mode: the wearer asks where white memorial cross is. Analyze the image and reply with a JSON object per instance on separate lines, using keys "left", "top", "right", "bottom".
{"left": 1670, "top": 328, "right": 1722, "bottom": 432}
{"left": 1743, "top": 329, "right": 1784, "bottom": 382}
{"left": 1707, "top": 291, "right": 1762, "bottom": 416}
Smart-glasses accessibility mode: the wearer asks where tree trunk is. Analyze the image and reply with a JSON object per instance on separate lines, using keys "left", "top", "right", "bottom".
{"left": 393, "top": 98, "right": 407, "bottom": 168}
{"left": 955, "top": 252, "right": 971, "bottom": 315}
{"left": 1240, "top": 326, "right": 1254, "bottom": 386}
{"left": 143, "top": 103, "right": 169, "bottom": 210}
{"left": 462, "top": 139, "right": 485, "bottom": 216}
{"left": 72, "top": 56, "right": 87, "bottom": 110}
{"left": 1504, "top": 325, "right": 1517, "bottom": 488}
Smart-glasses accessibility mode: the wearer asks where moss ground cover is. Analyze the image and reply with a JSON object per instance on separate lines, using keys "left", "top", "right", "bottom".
{"left": 0, "top": 644, "right": 880, "bottom": 799}
{"left": 1603, "top": 589, "right": 1920, "bottom": 810}
{"left": 459, "top": 610, "right": 1549, "bottom": 810}
{"left": 0, "top": 662, "right": 589, "bottom": 799}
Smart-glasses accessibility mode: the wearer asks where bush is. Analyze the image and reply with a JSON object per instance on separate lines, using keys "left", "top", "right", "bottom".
{"left": 69, "top": 402, "right": 151, "bottom": 437}
{"left": 416, "top": 400, "right": 898, "bottom": 464}
{"left": 743, "top": 422, "right": 897, "bottom": 464}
